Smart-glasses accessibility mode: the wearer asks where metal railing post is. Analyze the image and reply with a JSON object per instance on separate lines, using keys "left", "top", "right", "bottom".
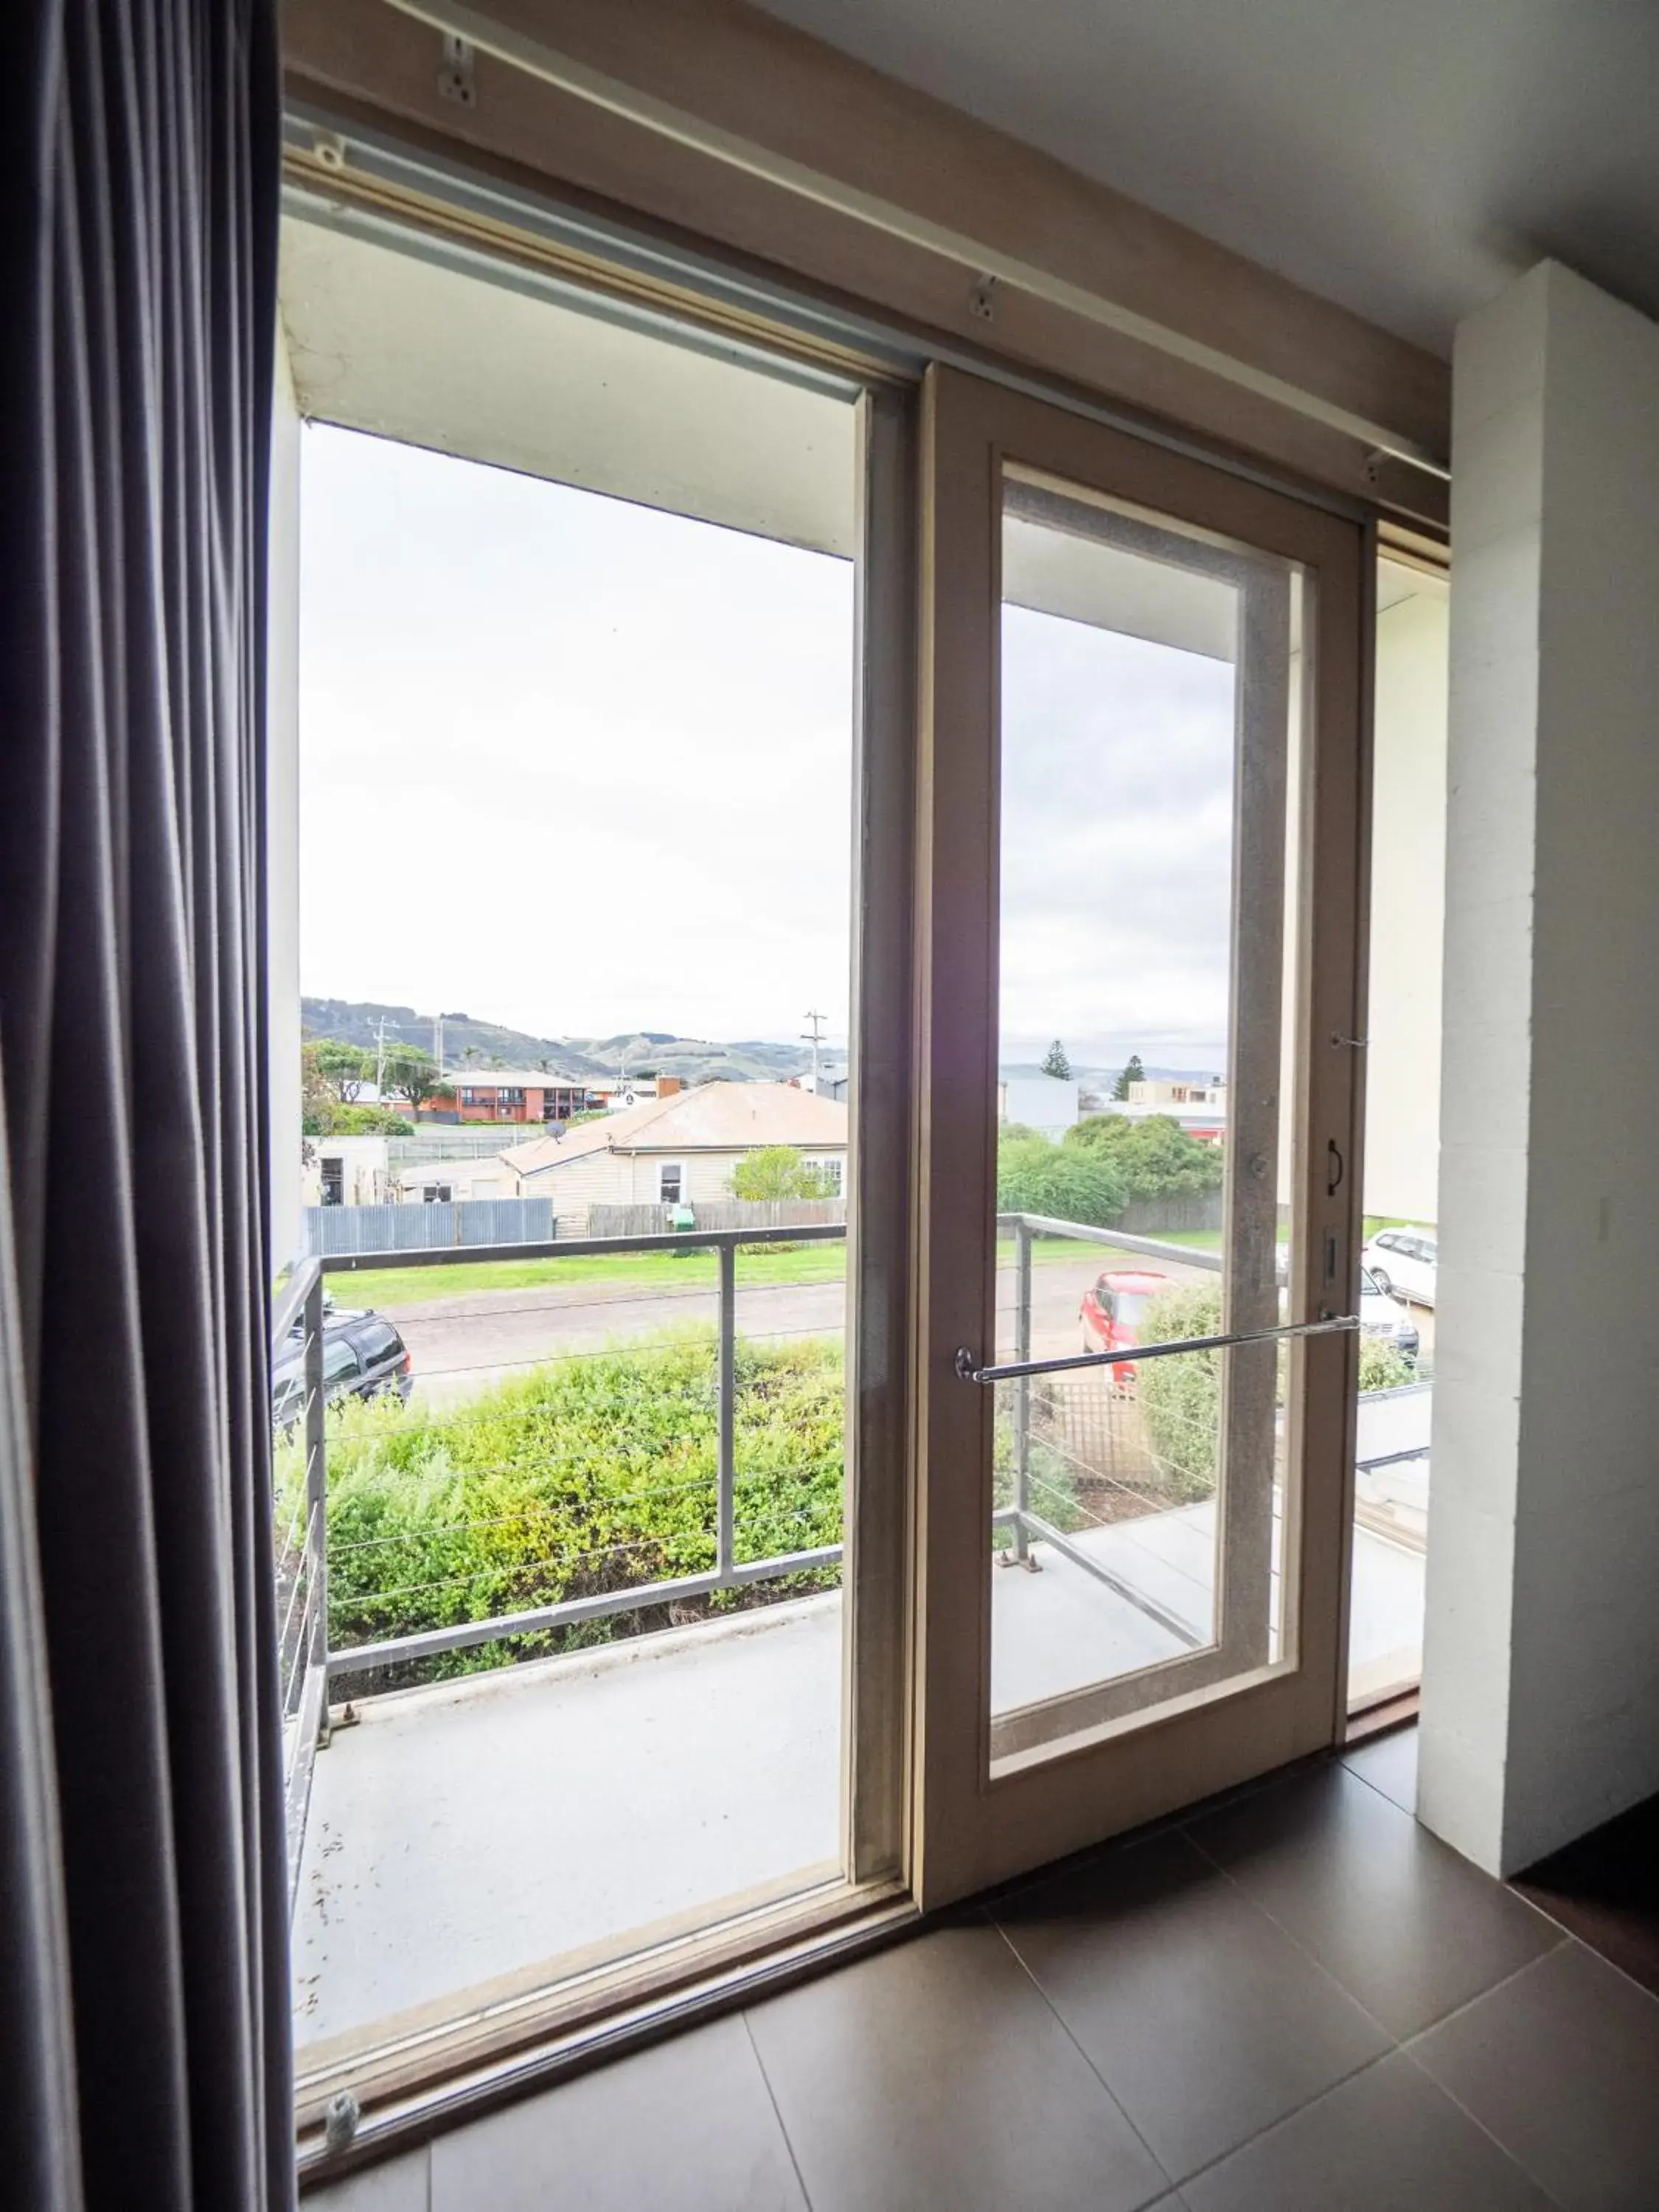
{"left": 1010, "top": 1218, "right": 1033, "bottom": 1567}
{"left": 716, "top": 1242, "right": 736, "bottom": 1579}
{"left": 302, "top": 1268, "right": 329, "bottom": 1703}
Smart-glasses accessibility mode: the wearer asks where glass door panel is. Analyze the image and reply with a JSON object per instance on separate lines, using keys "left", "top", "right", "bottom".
{"left": 989, "top": 470, "right": 1304, "bottom": 1771}
{"left": 914, "top": 366, "right": 1366, "bottom": 1905}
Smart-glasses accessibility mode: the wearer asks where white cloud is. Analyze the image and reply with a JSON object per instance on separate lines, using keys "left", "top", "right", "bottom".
{"left": 300, "top": 427, "right": 1253, "bottom": 1070}
{"left": 299, "top": 425, "right": 855, "bottom": 1040}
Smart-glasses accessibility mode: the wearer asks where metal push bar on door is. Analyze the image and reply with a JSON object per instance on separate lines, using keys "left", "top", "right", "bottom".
{"left": 954, "top": 1312, "right": 1359, "bottom": 1388}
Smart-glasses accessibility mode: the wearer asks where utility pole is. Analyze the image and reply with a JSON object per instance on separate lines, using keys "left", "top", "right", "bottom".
{"left": 432, "top": 1011, "right": 444, "bottom": 1073}
{"left": 373, "top": 1014, "right": 390, "bottom": 1102}
{"left": 801, "top": 1009, "right": 827, "bottom": 1091}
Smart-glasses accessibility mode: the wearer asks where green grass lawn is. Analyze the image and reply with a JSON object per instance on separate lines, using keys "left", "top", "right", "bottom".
{"left": 327, "top": 1229, "right": 1195, "bottom": 1310}
{"left": 328, "top": 1240, "right": 850, "bottom": 1309}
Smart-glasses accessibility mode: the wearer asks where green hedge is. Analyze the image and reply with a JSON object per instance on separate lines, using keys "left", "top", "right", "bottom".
{"left": 276, "top": 1329, "right": 846, "bottom": 1682}
{"left": 1136, "top": 1284, "right": 1416, "bottom": 1504}
{"left": 996, "top": 1135, "right": 1129, "bottom": 1227}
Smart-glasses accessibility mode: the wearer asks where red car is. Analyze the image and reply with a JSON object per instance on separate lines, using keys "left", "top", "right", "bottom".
{"left": 1078, "top": 1267, "right": 1171, "bottom": 1387}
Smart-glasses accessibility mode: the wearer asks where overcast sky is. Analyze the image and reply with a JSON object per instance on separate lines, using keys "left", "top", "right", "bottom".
{"left": 300, "top": 423, "right": 1234, "bottom": 1068}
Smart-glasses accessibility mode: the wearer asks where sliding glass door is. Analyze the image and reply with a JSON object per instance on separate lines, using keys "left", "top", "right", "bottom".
{"left": 911, "top": 367, "right": 1368, "bottom": 1904}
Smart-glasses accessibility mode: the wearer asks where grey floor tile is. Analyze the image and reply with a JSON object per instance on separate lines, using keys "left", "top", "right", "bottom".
{"left": 745, "top": 1913, "right": 1170, "bottom": 2212}
{"left": 305, "top": 2149, "right": 429, "bottom": 2211}
{"left": 1181, "top": 2052, "right": 1557, "bottom": 2212}
{"left": 1187, "top": 1764, "right": 1559, "bottom": 2037}
{"left": 1341, "top": 1724, "right": 1419, "bottom": 1815}
{"left": 1411, "top": 1938, "right": 1659, "bottom": 2211}
{"left": 995, "top": 1830, "right": 1391, "bottom": 2182}
{"left": 431, "top": 2014, "right": 806, "bottom": 2212}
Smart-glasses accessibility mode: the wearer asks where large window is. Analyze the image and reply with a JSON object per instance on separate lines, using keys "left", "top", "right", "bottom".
{"left": 278, "top": 194, "right": 891, "bottom": 2121}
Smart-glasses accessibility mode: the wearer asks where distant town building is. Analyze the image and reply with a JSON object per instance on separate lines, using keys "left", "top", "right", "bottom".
{"left": 501, "top": 1079, "right": 847, "bottom": 1231}
{"left": 1127, "top": 1077, "right": 1228, "bottom": 1111}
{"left": 998, "top": 1071, "right": 1081, "bottom": 1140}
{"left": 301, "top": 1133, "right": 392, "bottom": 1209}
{"left": 1096, "top": 1076, "right": 1228, "bottom": 1145}
{"left": 437, "top": 1071, "right": 602, "bottom": 1125}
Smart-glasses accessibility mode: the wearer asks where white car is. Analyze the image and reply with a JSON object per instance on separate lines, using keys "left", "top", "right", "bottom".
{"left": 1358, "top": 1266, "right": 1420, "bottom": 1361}
{"left": 1361, "top": 1227, "right": 1438, "bottom": 1307}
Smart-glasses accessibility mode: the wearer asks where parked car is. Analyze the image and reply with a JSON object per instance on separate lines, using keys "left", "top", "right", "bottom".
{"left": 1079, "top": 1267, "right": 1172, "bottom": 1386}
{"left": 1360, "top": 1227, "right": 1438, "bottom": 1307}
{"left": 271, "top": 1307, "right": 413, "bottom": 1430}
{"left": 1358, "top": 1265, "right": 1419, "bottom": 1363}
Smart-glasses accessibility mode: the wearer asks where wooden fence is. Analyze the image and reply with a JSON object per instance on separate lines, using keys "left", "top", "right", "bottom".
{"left": 584, "top": 1197, "right": 846, "bottom": 1239}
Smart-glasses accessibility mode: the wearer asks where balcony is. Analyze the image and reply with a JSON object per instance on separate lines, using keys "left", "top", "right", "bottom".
{"left": 276, "top": 1220, "right": 1427, "bottom": 2078}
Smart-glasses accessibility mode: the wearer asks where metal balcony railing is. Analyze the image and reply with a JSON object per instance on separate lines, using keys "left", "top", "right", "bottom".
{"left": 272, "top": 1211, "right": 1397, "bottom": 1903}
{"left": 271, "top": 1222, "right": 850, "bottom": 1902}
{"left": 273, "top": 1255, "right": 328, "bottom": 1910}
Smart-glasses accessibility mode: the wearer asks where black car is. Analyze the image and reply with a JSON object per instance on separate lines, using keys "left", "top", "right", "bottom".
{"left": 272, "top": 1307, "right": 413, "bottom": 1429}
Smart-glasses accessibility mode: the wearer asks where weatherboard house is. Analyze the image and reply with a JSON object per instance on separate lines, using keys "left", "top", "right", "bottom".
{"left": 501, "top": 1080, "right": 848, "bottom": 1231}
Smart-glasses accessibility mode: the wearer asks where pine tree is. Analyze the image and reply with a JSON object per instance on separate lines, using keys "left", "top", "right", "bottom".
{"left": 1112, "top": 1051, "right": 1146, "bottom": 1102}
{"left": 1040, "top": 1039, "right": 1072, "bottom": 1080}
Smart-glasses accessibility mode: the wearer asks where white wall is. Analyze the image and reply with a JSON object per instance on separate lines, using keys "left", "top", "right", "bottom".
{"left": 1363, "top": 581, "right": 1448, "bottom": 1226}
{"left": 1419, "top": 261, "right": 1659, "bottom": 1874}
{"left": 1000, "top": 1074, "right": 1080, "bottom": 1140}
{"left": 267, "top": 326, "right": 303, "bottom": 1270}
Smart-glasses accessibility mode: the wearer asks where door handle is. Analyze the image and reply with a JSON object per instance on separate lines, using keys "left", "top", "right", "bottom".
{"left": 956, "top": 1313, "right": 1359, "bottom": 1387}
{"left": 1326, "top": 1138, "right": 1344, "bottom": 1197}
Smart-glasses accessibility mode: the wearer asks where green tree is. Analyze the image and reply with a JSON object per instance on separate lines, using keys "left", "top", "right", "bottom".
{"left": 1111, "top": 1051, "right": 1146, "bottom": 1102}
{"left": 300, "top": 1041, "right": 335, "bottom": 1134}
{"left": 323, "top": 1104, "right": 414, "bottom": 1135}
{"left": 1067, "top": 1113, "right": 1224, "bottom": 1199}
{"left": 995, "top": 1133, "right": 1128, "bottom": 1226}
{"left": 302, "top": 1040, "right": 419, "bottom": 1135}
{"left": 313, "top": 1037, "right": 371, "bottom": 1105}
{"left": 728, "top": 1145, "right": 837, "bottom": 1201}
{"left": 1064, "top": 1113, "right": 1133, "bottom": 1154}
{"left": 1040, "top": 1039, "right": 1072, "bottom": 1080}
{"left": 380, "top": 1047, "right": 451, "bottom": 1113}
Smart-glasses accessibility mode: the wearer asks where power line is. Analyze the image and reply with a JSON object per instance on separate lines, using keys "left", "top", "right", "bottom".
{"left": 801, "top": 1008, "right": 827, "bottom": 1091}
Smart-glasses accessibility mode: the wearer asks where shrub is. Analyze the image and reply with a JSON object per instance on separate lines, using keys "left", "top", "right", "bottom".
{"left": 1358, "top": 1335, "right": 1416, "bottom": 1394}
{"left": 1135, "top": 1283, "right": 1420, "bottom": 1505}
{"left": 275, "top": 1329, "right": 846, "bottom": 1682}
{"left": 1065, "top": 1112, "right": 1225, "bottom": 1199}
{"left": 992, "top": 1400, "right": 1085, "bottom": 1544}
{"left": 996, "top": 1133, "right": 1129, "bottom": 1227}
{"left": 728, "top": 1144, "right": 838, "bottom": 1202}
{"left": 1136, "top": 1283, "right": 1225, "bottom": 1502}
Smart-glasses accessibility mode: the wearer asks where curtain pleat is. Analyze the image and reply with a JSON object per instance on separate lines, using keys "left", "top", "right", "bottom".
{"left": 0, "top": 3, "right": 289, "bottom": 2206}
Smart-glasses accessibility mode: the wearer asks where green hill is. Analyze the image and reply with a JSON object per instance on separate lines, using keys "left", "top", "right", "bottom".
{"left": 300, "top": 999, "right": 823, "bottom": 1086}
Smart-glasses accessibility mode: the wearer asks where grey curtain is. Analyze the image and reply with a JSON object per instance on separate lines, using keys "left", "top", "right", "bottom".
{"left": 0, "top": 2, "right": 291, "bottom": 2208}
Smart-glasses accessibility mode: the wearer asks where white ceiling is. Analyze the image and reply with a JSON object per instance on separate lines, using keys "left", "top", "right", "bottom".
{"left": 279, "top": 216, "right": 858, "bottom": 557}
{"left": 751, "top": 0, "right": 1659, "bottom": 358}
{"left": 281, "top": 211, "right": 1439, "bottom": 644}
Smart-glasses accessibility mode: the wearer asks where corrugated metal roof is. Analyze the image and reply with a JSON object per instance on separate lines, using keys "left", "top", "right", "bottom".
{"left": 503, "top": 1080, "right": 848, "bottom": 1178}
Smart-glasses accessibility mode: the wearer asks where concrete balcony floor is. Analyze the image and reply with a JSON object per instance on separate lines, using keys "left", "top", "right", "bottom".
{"left": 293, "top": 1512, "right": 1424, "bottom": 2058}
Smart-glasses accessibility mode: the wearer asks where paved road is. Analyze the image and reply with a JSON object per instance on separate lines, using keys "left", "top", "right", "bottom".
{"left": 381, "top": 1249, "right": 1217, "bottom": 1408}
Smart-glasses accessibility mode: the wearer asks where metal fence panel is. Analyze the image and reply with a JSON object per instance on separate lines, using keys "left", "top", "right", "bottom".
{"left": 458, "top": 1196, "right": 555, "bottom": 1245}
{"left": 303, "top": 1197, "right": 556, "bottom": 1255}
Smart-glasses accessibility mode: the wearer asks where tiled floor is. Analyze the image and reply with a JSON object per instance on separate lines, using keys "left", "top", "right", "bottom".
{"left": 309, "top": 1731, "right": 1659, "bottom": 2211}
{"left": 1514, "top": 1787, "right": 1659, "bottom": 2002}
